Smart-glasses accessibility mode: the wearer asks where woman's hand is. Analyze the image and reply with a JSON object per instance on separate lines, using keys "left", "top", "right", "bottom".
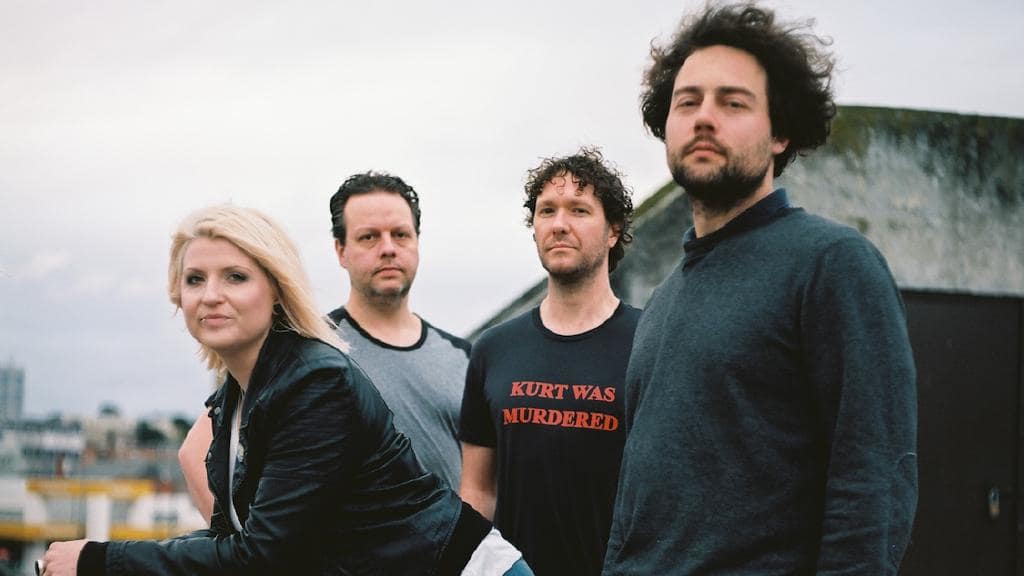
{"left": 41, "top": 539, "right": 87, "bottom": 576}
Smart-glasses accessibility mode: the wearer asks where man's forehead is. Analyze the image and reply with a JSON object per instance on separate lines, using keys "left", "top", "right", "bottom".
{"left": 542, "top": 172, "right": 595, "bottom": 198}
{"left": 345, "top": 191, "right": 413, "bottom": 215}
{"left": 344, "top": 193, "right": 416, "bottom": 230}
{"left": 347, "top": 216, "right": 415, "bottom": 230}
{"left": 674, "top": 44, "right": 767, "bottom": 93}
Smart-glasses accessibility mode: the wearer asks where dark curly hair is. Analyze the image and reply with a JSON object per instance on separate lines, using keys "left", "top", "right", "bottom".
{"left": 641, "top": 2, "right": 836, "bottom": 177}
{"left": 329, "top": 171, "right": 421, "bottom": 243}
{"left": 523, "top": 147, "right": 634, "bottom": 273}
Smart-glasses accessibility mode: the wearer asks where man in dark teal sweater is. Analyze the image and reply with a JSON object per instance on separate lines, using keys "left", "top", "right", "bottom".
{"left": 603, "top": 4, "right": 917, "bottom": 575}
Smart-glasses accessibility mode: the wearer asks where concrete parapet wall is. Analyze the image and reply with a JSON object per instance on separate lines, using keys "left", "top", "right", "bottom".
{"left": 782, "top": 106, "right": 1024, "bottom": 296}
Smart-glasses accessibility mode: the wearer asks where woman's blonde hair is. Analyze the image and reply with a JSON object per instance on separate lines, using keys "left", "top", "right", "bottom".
{"left": 168, "top": 204, "right": 346, "bottom": 372}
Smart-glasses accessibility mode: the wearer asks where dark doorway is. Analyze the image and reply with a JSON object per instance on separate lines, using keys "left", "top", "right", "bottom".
{"left": 900, "top": 291, "right": 1022, "bottom": 575}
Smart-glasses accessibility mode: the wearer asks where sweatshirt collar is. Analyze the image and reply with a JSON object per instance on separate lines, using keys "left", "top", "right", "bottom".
{"left": 682, "top": 189, "right": 792, "bottom": 263}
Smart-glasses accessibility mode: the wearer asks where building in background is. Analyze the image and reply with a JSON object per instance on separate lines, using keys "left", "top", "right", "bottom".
{"left": 0, "top": 418, "right": 83, "bottom": 477}
{"left": 0, "top": 403, "right": 202, "bottom": 575}
{"left": 0, "top": 362, "right": 24, "bottom": 423}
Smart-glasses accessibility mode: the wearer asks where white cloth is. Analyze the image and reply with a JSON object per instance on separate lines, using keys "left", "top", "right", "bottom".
{"left": 461, "top": 528, "right": 522, "bottom": 575}
{"left": 228, "top": 391, "right": 244, "bottom": 532}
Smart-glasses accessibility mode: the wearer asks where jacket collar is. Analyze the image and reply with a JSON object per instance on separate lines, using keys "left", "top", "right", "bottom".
{"left": 203, "top": 323, "right": 301, "bottom": 530}
{"left": 205, "top": 322, "right": 300, "bottom": 424}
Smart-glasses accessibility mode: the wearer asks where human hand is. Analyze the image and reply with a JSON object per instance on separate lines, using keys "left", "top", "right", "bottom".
{"left": 41, "top": 539, "right": 87, "bottom": 576}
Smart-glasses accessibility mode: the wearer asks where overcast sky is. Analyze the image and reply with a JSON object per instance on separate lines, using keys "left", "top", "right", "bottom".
{"left": 2, "top": 0, "right": 1022, "bottom": 418}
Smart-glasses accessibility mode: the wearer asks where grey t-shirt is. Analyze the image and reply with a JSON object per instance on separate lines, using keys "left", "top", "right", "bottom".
{"left": 327, "top": 307, "right": 469, "bottom": 488}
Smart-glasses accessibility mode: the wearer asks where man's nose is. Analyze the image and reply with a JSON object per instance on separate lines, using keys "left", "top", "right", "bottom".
{"left": 693, "top": 99, "right": 718, "bottom": 132}
{"left": 379, "top": 233, "right": 397, "bottom": 255}
{"left": 551, "top": 210, "right": 570, "bottom": 232}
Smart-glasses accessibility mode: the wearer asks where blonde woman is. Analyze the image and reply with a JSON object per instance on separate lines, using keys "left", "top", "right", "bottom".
{"left": 41, "top": 205, "right": 531, "bottom": 575}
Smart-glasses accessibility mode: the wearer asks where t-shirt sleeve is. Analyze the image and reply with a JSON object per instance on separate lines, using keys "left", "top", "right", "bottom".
{"left": 458, "top": 341, "right": 497, "bottom": 447}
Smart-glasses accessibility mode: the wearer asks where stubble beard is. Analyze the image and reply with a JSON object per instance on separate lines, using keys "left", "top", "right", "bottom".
{"left": 670, "top": 146, "right": 772, "bottom": 216}
{"left": 359, "top": 278, "right": 412, "bottom": 308}
{"left": 542, "top": 249, "right": 607, "bottom": 288}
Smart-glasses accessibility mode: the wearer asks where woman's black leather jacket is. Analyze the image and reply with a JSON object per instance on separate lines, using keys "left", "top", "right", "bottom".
{"left": 78, "top": 327, "right": 490, "bottom": 575}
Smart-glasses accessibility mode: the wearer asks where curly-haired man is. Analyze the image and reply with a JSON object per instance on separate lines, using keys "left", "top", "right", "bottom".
{"left": 604, "top": 4, "right": 917, "bottom": 574}
{"left": 460, "top": 148, "right": 641, "bottom": 575}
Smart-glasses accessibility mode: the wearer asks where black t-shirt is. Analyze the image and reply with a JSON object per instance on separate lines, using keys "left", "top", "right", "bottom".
{"left": 460, "top": 302, "right": 641, "bottom": 576}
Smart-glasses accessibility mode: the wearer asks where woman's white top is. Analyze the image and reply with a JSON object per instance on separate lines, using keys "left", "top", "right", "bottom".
{"left": 228, "top": 391, "right": 245, "bottom": 532}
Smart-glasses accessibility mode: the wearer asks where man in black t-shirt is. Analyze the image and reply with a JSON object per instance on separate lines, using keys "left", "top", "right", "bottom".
{"left": 460, "top": 148, "right": 639, "bottom": 576}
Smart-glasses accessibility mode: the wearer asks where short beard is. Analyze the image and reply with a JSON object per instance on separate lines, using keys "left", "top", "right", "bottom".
{"left": 361, "top": 282, "right": 411, "bottom": 307}
{"left": 543, "top": 253, "right": 605, "bottom": 288}
{"left": 671, "top": 159, "right": 769, "bottom": 215}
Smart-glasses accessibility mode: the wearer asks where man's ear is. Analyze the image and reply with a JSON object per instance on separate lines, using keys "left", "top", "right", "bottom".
{"left": 771, "top": 136, "right": 789, "bottom": 156}
{"left": 607, "top": 224, "right": 621, "bottom": 248}
{"left": 334, "top": 238, "right": 348, "bottom": 270}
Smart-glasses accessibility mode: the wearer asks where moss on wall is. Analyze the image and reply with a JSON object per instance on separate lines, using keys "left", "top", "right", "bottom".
{"left": 633, "top": 178, "right": 680, "bottom": 219}
{"left": 829, "top": 106, "right": 1024, "bottom": 207}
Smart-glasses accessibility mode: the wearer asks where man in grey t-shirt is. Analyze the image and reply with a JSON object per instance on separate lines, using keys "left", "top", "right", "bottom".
{"left": 325, "top": 170, "right": 469, "bottom": 489}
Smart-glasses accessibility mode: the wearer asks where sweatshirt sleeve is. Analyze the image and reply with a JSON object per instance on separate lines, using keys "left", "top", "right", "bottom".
{"left": 801, "top": 236, "right": 918, "bottom": 574}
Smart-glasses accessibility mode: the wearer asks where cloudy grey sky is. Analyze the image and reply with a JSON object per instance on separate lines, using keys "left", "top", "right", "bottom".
{"left": 2, "top": 0, "right": 1022, "bottom": 418}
